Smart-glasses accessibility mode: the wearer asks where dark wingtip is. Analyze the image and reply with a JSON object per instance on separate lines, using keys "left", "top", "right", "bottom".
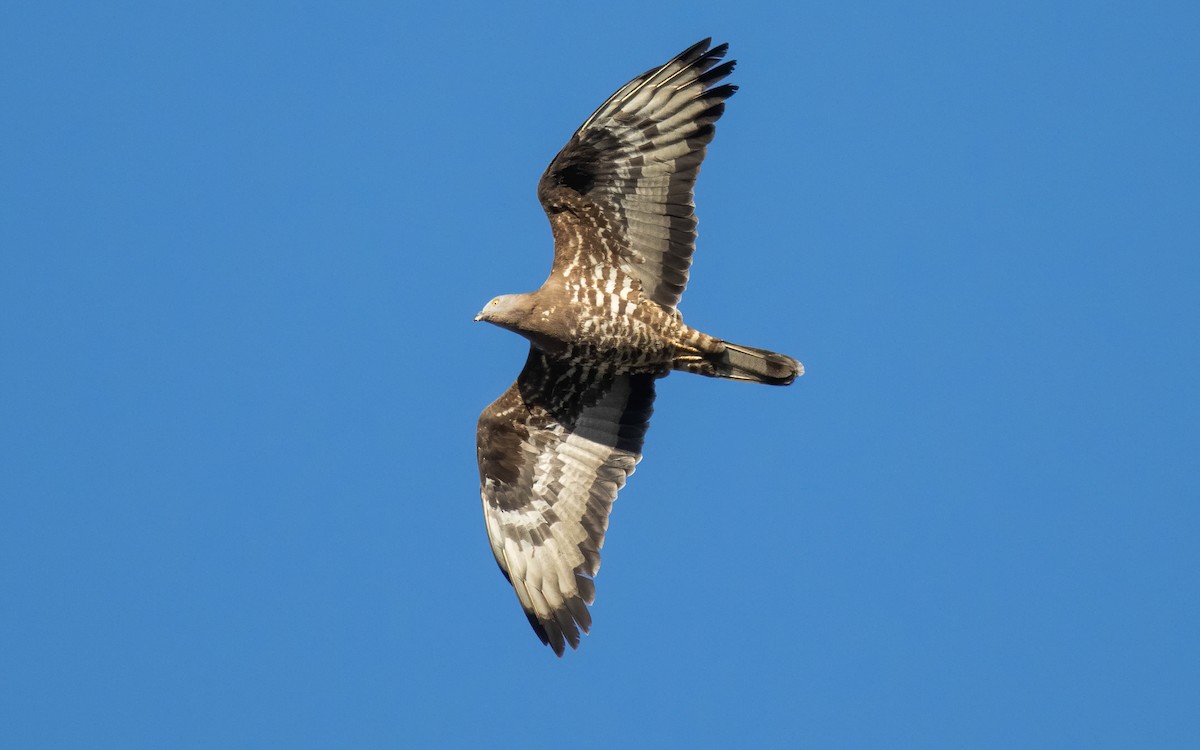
{"left": 524, "top": 610, "right": 569, "bottom": 656}
{"left": 683, "top": 37, "right": 713, "bottom": 57}
{"left": 678, "top": 38, "right": 730, "bottom": 67}
{"left": 698, "top": 60, "right": 737, "bottom": 88}
{"left": 525, "top": 610, "right": 550, "bottom": 645}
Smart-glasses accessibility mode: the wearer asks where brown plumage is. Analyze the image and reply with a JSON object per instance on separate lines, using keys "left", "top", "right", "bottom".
{"left": 475, "top": 39, "right": 803, "bottom": 656}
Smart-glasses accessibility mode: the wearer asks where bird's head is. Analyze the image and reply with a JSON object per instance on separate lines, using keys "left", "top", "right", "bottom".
{"left": 474, "top": 294, "right": 533, "bottom": 328}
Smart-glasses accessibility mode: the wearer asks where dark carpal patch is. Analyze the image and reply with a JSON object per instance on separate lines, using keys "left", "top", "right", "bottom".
{"left": 554, "top": 162, "right": 595, "bottom": 195}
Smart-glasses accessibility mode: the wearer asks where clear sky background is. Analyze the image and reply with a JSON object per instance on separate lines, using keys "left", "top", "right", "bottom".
{"left": 2, "top": 1, "right": 1197, "bottom": 747}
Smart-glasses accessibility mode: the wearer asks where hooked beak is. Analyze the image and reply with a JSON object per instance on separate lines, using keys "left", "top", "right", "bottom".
{"left": 473, "top": 311, "right": 483, "bottom": 322}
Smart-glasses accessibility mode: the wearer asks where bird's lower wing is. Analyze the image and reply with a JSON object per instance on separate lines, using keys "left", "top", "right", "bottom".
{"left": 476, "top": 350, "right": 656, "bottom": 655}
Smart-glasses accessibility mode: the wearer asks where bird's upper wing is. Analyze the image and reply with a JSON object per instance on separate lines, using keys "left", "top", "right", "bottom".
{"left": 477, "top": 349, "right": 657, "bottom": 655}
{"left": 536, "top": 38, "right": 736, "bottom": 309}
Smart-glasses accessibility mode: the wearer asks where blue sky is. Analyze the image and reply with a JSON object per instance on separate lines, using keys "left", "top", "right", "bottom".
{"left": 2, "top": 1, "right": 1197, "bottom": 747}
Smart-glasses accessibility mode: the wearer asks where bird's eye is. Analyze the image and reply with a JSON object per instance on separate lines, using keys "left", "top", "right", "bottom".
{"left": 491, "top": 299, "right": 499, "bottom": 306}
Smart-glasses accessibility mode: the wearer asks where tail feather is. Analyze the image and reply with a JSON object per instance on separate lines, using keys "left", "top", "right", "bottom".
{"left": 675, "top": 340, "right": 803, "bottom": 385}
{"left": 721, "top": 342, "right": 803, "bottom": 385}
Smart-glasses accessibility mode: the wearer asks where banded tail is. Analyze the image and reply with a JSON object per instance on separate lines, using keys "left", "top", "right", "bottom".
{"left": 675, "top": 340, "right": 803, "bottom": 385}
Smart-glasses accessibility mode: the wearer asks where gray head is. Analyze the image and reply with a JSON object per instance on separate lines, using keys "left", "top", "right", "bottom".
{"left": 474, "top": 293, "right": 536, "bottom": 330}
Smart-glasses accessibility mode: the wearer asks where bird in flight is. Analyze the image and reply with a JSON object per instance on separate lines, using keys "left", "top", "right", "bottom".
{"left": 475, "top": 39, "right": 803, "bottom": 655}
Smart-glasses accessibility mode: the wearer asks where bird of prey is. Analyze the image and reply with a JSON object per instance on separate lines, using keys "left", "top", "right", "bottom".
{"left": 475, "top": 38, "right": 803, "bottom": 655}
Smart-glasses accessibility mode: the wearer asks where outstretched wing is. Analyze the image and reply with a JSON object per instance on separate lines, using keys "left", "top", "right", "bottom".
{"left": 537, "top": 38, "right": 736, "bottom": 309}
{"left": 477, "top": 349, "right": 657, "bottom": 655}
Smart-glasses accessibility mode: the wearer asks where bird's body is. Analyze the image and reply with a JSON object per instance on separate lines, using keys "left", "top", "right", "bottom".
{"left": 475, "top": 39, "right": 803, "bottom": 655}
{"left": 479, "top": 281, "right": 688, "bottom": 373}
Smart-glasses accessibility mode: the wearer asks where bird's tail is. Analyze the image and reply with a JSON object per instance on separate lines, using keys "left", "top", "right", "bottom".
{"left": 675, "top": 340, "right": 803, "bottom": 385}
